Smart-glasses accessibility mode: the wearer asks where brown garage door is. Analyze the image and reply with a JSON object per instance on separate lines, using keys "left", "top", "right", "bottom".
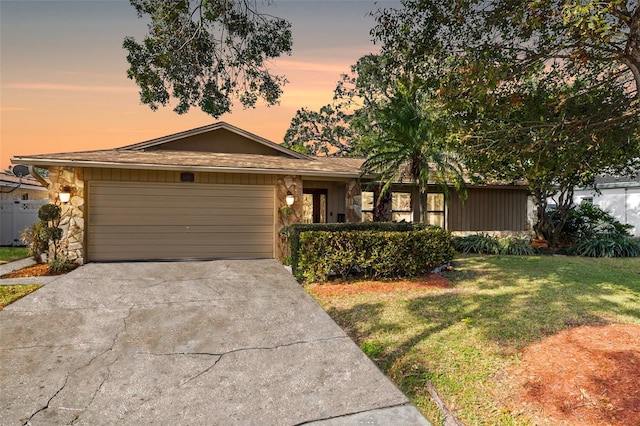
{"left": 88, "top": 182, "right": 275, "bottom": 261}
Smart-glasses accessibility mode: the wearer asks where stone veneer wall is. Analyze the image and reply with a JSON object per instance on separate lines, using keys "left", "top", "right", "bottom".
{"left": 46, "top": 167, "right": 85, "bottom": 265}
{"left": 276, "top": 175, "right": 303, "bottom": 260}
{"left": 346, "top": 179, "right": 362, "bottom": 223}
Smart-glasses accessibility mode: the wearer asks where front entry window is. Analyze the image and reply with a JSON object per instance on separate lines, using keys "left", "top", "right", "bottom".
{"left": 427, "top": 193, "right": 445, "bottom": 227}
{"left": 302, "top": 189, "right": 327, "bottom": 223}
{"left": 392, "top": 192, "right": 412, "bottom": 222}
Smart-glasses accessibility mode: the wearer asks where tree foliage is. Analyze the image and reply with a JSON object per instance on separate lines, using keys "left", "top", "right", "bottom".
{"left": 357, "top": 76, "right": 466, "bottom": 223}
{"left": 370, "top": 0, "right": 640, "bottom": 246}
{"left": 283, "top": 54, "right": 395, "bottom": 157}
{"left": 467, "top": 72, "right": 639, "bottom": 246}
{"left": 123, "top": 0, "right": 292, "bottom": 117}
{"left": 283, "top": 104, "right": 355, "bottom": 156}
{"left": 284, "top": 53, "right": 467, "bottom": 223}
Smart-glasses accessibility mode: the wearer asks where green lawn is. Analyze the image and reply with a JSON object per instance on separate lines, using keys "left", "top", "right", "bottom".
{"left": 306, "top": 255, "right": 640, "bottom": 425}
{"left": 0, "top": 247, "right": 29, "bottom": 264}
{"left": 0, "top": 284, "right": 41, "bottom": 309}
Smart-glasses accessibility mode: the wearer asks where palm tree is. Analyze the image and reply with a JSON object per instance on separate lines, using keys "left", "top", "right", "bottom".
{"left": 357, "top": 77, "right": 466, "bottom": 223}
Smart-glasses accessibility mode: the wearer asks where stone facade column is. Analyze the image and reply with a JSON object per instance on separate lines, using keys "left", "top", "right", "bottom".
{"left": 346, "top": 179, "right": 362, "bottom": 223}
{"left": 276, "top": 175, "right": 303, "bottom": 261}
{"left": 47, "top": 166, "right": 85, "bottom": 265}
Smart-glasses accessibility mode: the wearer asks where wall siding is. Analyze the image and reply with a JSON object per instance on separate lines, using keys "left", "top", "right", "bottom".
{"left": 302, "top": 180, "right": 348, "bottom": 223}
{"left": 83, "top": 168, "right": 277, "bottom": 185}
{"left": 448, "top": 187, "right": 529, "bottom": 232}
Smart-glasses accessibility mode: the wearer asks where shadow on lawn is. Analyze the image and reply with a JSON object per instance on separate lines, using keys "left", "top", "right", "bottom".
{"left": 319, "top": 256, "right": 640, "bottom": 424}
{"left": 328, "top": 255, "right": 640, "bottom": 357}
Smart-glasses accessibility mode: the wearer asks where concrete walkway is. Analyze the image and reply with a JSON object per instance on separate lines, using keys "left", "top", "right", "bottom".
{"left": 0, "top": 256, "right": 36, "bottom": 276}
{"left": 0, "top": 257, "right": 63, "bottom": 286}
{"left": 0, "top": 260, "right": 430, "bottom": 425}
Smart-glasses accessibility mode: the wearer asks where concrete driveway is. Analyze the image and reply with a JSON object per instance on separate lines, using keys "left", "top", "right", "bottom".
{"left": 0, "top": 260, "right": 429, "bottom": 425}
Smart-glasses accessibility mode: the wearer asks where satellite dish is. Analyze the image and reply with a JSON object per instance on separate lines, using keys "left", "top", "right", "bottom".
{"left": 12, "top": 165, "right": 29, "bottom": 178}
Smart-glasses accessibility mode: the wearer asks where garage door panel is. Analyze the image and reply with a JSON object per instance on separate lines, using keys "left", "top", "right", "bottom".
{"left": 90, "top": 214, "right": 274, "bottom": 227}
{"left": 92, "top": 206, "right": 274, "bottom": 220}
{"left": 90, "top": 231, "right": 273, "bottom": 245}
{"left": 92, "top": 195, "right": 274, "bottom": 210}
{"left": 89, "top": 182, "right": 275, "bottom": 261}
{"left": 89, "top": 225, "right": 273, "bottom": 235}
{"left": 91, "top": 185, "right": 273, "bottom": 199}
{"left": 88, "top": 246, "right": 274, "bottom": 261}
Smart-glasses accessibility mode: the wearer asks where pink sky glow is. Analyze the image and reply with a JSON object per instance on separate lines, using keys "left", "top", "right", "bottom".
{"left": 1, "top": 1, "right": 398, "bottom": 170}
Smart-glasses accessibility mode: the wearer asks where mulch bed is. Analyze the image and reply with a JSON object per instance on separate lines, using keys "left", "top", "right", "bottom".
{"left": 0, "top": 263, "right": 67, "bottom": 279}
{"left": 308, "top": 273, "right": 451, "bottom": 296}
{"left": 507, "top": 324, "right": 640, "bottom": 425}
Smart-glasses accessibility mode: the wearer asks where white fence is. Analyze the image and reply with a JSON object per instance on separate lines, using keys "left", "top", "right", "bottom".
{"left": 0, "top": 200, "right": 47, "bottom": 246}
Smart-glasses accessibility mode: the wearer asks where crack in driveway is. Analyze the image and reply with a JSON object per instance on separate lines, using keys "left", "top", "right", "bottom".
{"left": 22, "top": 306, "right": 135, "bottom": 425}
{"left": 141, "top": 335, "right": 350, "bottom": 387}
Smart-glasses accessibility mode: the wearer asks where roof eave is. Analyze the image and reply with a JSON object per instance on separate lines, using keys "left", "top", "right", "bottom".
{"left": 12, "top": 157, "right": 361, "bottom": 179}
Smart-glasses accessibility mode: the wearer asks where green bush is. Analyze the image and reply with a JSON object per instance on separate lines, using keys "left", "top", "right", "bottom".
{"left": 552, "top": 202, "right": 633, "bottom": 243}
{"left": 36, "top": 203, "right": 64, "bottom": 261}
{"left": 21, "top": 221, "right": 49, "bottom": 263}
{"left": 569, "top": 233, "right": 640, "bottom": 258}
{"left": 550, "top": 203, "right": 639, "bottom": 257}
{"left": 283, "top": 222, "right": 432, "bottom": 278}
{"left": 49, "top": 257, "right": 77, "bottom": 273}
{"left": 453, "top": 234, "right": 501, "bottom": 254}
{"left": 297, "top": 227, "right": 455, "bottom": 282}
{"left": 498, "top": 235, "right": 536, "bottom": 256}
{"left": 38, "top": 204, "right": 61, "bottom": 222}
{"left": 453, "top": 234, "right": 536, "bottom": 256}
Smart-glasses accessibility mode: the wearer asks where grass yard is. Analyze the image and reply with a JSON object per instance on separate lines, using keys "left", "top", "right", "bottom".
{"left": 0, "top": 284, "right": 41, "bottom": 309}
{"left": 0, "top": 247, "right": 29, "bottom": 264}
{"left": 306, "top": 255, "right": 640, "bottom": 425}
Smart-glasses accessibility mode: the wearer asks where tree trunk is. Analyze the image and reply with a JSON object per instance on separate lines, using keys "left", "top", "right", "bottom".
{"left": 531, "top": 185, "right": 575, "bottom": 249}
{"left": 625, "top": 6, "right": 640, "bottom": 98}
{"left": 419, "top": 187, "right": 428, "bottom": 224}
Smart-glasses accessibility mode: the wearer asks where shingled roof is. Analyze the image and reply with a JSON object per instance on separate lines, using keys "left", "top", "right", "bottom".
{"left": 13, "top": 149, "right": 366, "bottom": 177}
{"left": 12, "top": 122, "right": 366, "bottom": 178}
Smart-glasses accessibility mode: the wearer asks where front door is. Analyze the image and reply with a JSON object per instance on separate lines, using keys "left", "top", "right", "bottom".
{"left": 302, "top": 189, "right": 327, "bottom": 223}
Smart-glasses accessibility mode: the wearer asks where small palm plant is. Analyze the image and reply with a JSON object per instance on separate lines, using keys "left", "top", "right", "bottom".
{"left": 357, "top": 76, "right": 466, "bottom": 223}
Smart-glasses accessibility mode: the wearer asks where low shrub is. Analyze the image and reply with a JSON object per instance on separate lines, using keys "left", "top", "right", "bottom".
{"left": 453, "top": 234, "right": 500, "bottom": 254}
{"left": 297, "top": 227, "right": 455, "bottom": 282}
{"left": 454, "top": 234, "right": 536, "bottom": 256}
{"left": 48, "top": 258, "right": 77, "bottom": 274}
{"left": 552, "top": 202, "right": 634, "bottom": 244}
{"left": 498, "top": 235, "right": 536, "bottom": 256}
{"left": 283, "top": 222, "right": 433, "bottom": 278}
{"left": 569, "top": 233, "right": 640, "bottom": 258}
{"left": 21, "top": 221, "right": 49, "bottom": 263}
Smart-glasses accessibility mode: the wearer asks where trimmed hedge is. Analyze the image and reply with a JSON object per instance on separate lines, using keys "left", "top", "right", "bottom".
{"left": 296, "top": 227, "right": 455, "bottom": 283}
{"left": 281, "top": 222, "right": 434, "bottom": 279}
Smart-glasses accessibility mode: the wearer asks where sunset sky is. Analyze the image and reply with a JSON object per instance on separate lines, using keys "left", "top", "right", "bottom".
{"left": 0, "top": 0, "right": 399, "bottom": 170}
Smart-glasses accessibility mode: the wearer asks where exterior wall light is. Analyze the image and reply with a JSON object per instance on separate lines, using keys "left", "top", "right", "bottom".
{"left": 59, "top": 187, "right": 71, "bottom": 203}
{"left": 285, "top": 192, "right": 295, "bottom": 206}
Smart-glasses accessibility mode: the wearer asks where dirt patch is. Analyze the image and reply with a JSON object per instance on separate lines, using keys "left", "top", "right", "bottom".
{"left": 308, "top": 273, "right": 451, "bottom": 297}
{"left": 0, "top": 263, "right": 67, "bottom": 279}
{"left": 509, "top": 324, "right": 640, "bottom": 426}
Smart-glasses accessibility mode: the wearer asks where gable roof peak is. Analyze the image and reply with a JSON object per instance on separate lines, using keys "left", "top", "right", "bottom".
{"left": 118, "top": 121, "right": 311, "bottom": 160}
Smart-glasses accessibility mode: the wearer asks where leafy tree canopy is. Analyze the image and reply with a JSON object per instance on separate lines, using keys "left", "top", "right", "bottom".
{"left": 283, "top": 104, "right": 355, "bottom": 156}
{"left": 357, "top": 75, "right": 466, "bottom": 223}
{"left": 370, "top": 0, "right": 640, "bottom": 244}
{"left": 372, "top": 0, "right": 639, "bottom": 103}
{"left": 123, "top": 0, "right": 292, "bottom": 117}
